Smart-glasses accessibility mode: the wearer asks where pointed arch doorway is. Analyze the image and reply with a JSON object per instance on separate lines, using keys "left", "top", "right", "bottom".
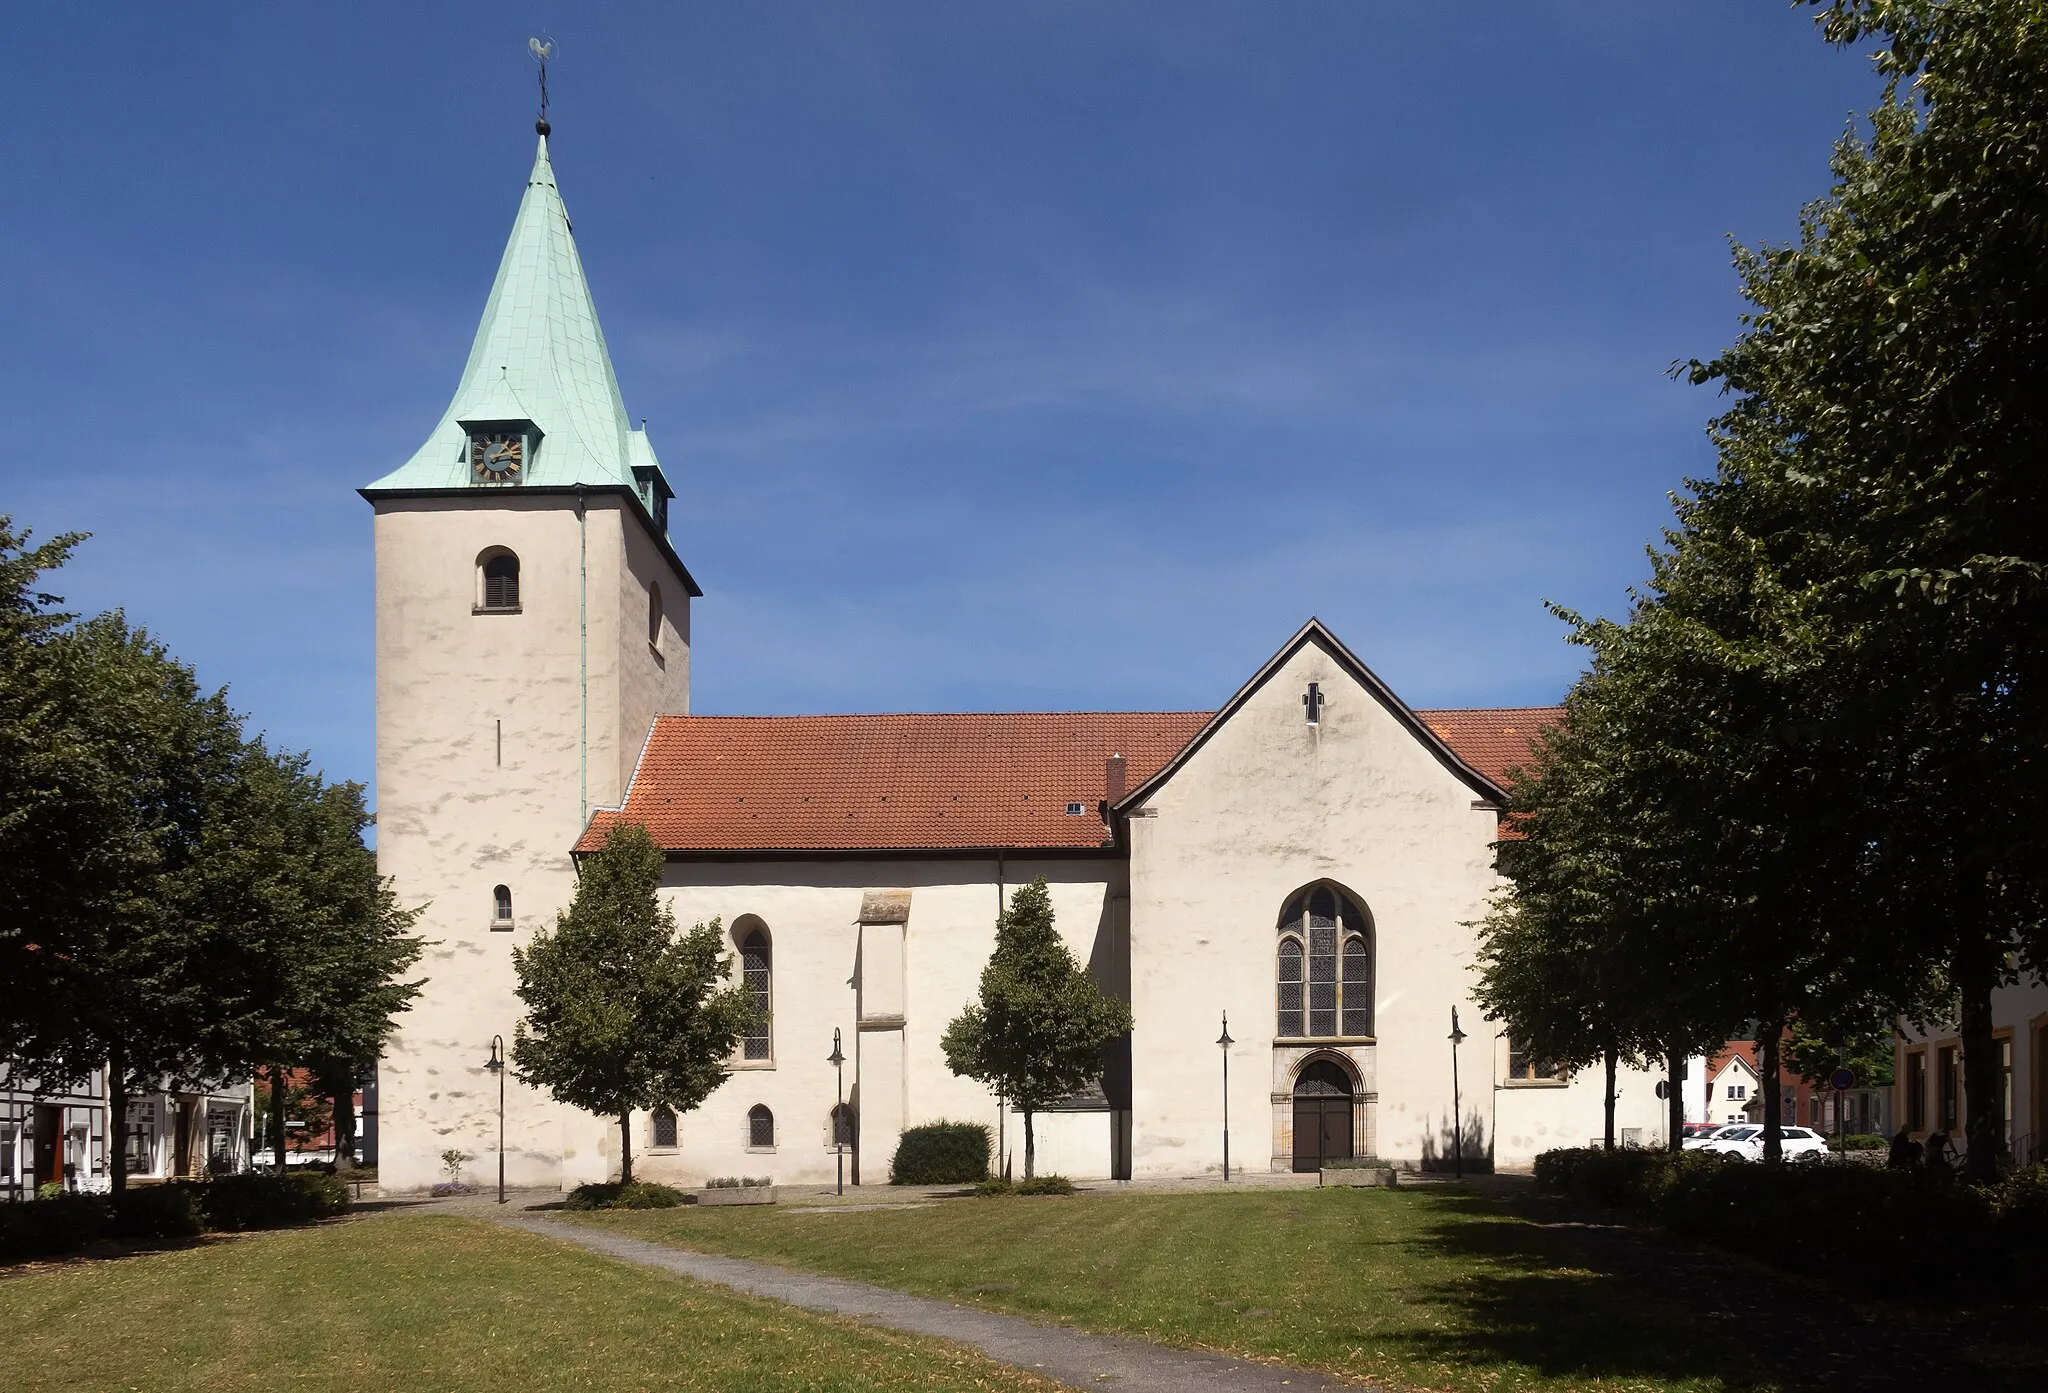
{"left": 1291, "top": 1058, "right": 1355, "bottom": 1172}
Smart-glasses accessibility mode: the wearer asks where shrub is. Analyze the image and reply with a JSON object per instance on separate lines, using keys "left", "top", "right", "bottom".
{"left": 201, "top": 1172, "right": 347, "bottom": 1231}
{"left": 1533, "top": 1146, "right": 2044, "bottom": 1296}
{"left": 973, "top": 1177, "right": 1014, "bottom": 1197}
{"left": 704, "top": 1176, "right": 772, "bottom": 1189}
{"left": 0, "top": 1193, "right": 112, "bottom": 1264}
{"left": 1322, "top": 1156, "right": 1393, "bottom": 1170}
{"left": 890, "top": 1121, "right": 991, "bottom": 1185}
{"left": 1013, "top": 1174, "right": 1075, "bottom": 1196}
{"left": 1834, "top": 1133, "right": 1886, "bottom": 1151}
{"left": 110, "top": 1182, "right": 204, "bottom": 1241}
{"left": 564, "top": 1181, "right": 687, "bottom": 1210}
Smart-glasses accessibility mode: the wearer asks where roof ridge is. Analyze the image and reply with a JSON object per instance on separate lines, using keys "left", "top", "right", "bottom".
{"left": 657, "top": 709, "right": 1216, "bottom": 722}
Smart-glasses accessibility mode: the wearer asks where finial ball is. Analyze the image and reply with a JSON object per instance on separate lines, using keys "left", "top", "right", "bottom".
{"left": 536, "top": 118, "right": 551, "bottom": 137}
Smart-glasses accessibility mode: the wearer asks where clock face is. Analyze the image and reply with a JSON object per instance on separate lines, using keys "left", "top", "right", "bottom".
{"left": 470, "top": 432, "right": 524, "bottom": 483}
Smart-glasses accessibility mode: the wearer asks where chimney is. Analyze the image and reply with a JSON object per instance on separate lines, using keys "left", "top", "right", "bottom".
{"left": 1104, "top": 753, "right": 1127, "bottom": 804}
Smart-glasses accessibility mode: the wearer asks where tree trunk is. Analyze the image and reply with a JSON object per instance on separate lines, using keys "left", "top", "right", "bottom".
{"left": 1760, "top": 1025, "right": 1784, "bottom": 1165}
{"left": 1957, "top": 936, "right": 2004, "bottom": 1182}
{"left": 1602, "top": 1044, "right": 1618, "bottom": 1151}
{"left": 330, "top": 1083, "right": 357, "bottom": 1174}
{"left": 106, "top": 1048, "right": 129, "bottom": 1198}
{"left": 1667, "top": 1048, "right": 1686, "bottom": 1154}
{"left": 1023, "top": 1109, "right": 1036, "bottom": 1181}
{"left": 617, "top": 1111, "right": 634, "bottom": 1184}
{"left": 271, "top": 1067, "right": 288, "bottom": 1173}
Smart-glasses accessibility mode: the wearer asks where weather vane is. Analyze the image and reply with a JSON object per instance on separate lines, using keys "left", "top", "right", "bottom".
{"left": 530, "top": 37, "right": 555, "bottom": 135}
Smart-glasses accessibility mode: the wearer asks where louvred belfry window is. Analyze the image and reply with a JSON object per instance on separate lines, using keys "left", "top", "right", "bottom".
{"left": 480, "top": 552, "right": 520, "bottom": 611}
{"left": 1276, "top": 884, "right": 1373, "bottom": 1039}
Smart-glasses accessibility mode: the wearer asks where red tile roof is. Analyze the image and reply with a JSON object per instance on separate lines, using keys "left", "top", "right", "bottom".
{"left": 582, "top": 705, "right": 1560, "bottom": 854}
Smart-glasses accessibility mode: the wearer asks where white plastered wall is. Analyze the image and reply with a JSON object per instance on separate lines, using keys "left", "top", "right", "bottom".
{"left": 371, "top": 493, "right": 689, "bottom": 1193}
{"left": 1124, "top": 635, "right": 1664, "bottom": 1176}
{"left": 601, "top": 857, "right": 1123, "bottom": 1187}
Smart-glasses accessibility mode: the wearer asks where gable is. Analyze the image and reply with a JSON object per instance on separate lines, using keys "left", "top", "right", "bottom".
{"left": 1115, "top": 618, "right": 1524, "bottom": 813}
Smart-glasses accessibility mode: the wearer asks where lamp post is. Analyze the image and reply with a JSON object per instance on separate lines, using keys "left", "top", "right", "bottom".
{"left": 484, "top": 1035, "right": 506, "bottom": 1205}
{"left": 1217, "top": 1012, "right": 1234, "bottom": 1183}
{"left": 1448, "top": 1008, "right": 1467, "bottom": 1181}
{"left": 828, "top": 1028, "right": 846, "bottom": 1196}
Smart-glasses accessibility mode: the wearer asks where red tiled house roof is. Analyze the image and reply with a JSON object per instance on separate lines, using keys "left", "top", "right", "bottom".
{"left": 580, "top": 705, "right": 1559, "bottom": 855}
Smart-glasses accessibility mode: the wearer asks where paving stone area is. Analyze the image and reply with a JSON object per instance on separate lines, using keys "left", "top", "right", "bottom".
{"left": 492, "top": 1212, "right": 1371, "bottom": 1393}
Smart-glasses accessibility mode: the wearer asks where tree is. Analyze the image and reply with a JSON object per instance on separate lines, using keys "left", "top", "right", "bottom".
{"left": 1672, "top": 0, "right": 2048, "bottom": 1178}
{"left": 941, "top": 879, "right": 1131, "bottom": 1179}
{"left": 510, "top": 821, "right": 752, "bottom": 1183}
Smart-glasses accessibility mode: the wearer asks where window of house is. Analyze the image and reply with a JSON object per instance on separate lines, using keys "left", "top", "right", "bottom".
{"left": 830, "top": 1103, "right": 855, "bottom": 1149}
{"left": 479, "top": 551, "right": 520, "bottom": 611}
{"left": 1506, "top": 1038, "right": 1558, "bottom": 1081}
{"left": 648, "top": 582, "right": 663, "bottom": 651}
{"left": 492, "top": 885, "right": 513, "bottom": 927}
{"left": 1938, "top": 1044, "right": 1959, "bottom": 1131}
{"left": 1727, "top": 1084, "right": 1747, "bottom": 1101}
{"left": 740, "top": 928, "right": 771, "bottom": 1061}
{"left": 652, "top": 1107, "right": 677, "bottom": 1149}
{"left": 1275, "top": 884, "right": 1372, "bottom": 1039}
{"left": 748, "top": 1105, "right": 774, "bottom": 1150}
{"left": 1906, "top": 1049, "right": 1927, "bottom": 1132}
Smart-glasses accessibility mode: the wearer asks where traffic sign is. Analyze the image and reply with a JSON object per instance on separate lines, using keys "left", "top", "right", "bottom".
{"left": 1830, "top": 1067, "right": 1855, "bottom": 1091}
{"left": 1655, "top": 1080, "right": 1670, "bottom": 1100}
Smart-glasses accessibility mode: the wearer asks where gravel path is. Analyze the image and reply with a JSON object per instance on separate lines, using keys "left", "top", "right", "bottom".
{"left": 490, "top": 1211, "right": 1370, "bottom": 1393}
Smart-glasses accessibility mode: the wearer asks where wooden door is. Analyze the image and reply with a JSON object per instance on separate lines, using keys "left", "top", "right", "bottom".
{"left": 1291, "top": 1060, "right": 1355, "bottom": 1172}
{"left": 33, "top": 1105, "right": 60, "bottom": 1186}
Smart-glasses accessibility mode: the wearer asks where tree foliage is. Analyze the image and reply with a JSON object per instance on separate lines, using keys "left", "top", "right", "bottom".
{"left": 0, "top": 520, "right": 425, "bottom": 1192}
{"left": 941, "top": 879, "right": 1131, "bottom": 1179}
{"left": 510, "top": 821, "right": 753, "bottom": 1183}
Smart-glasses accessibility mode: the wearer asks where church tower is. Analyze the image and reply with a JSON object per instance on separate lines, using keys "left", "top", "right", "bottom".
{"left": 362, "top": 121, "right": 697, "bottom": 1192}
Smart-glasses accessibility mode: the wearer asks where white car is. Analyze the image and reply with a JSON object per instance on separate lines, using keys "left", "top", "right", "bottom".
{"left": 1698, "top": 1124, "right": 1830, "bottom": 1163}
{"left": 1681, "top": 1124, "right": 1754, "bottom": 1151}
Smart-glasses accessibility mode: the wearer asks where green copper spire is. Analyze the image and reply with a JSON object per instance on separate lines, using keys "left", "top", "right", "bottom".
{"left": 367, "top": 133, "right": 662, "bottom": 496}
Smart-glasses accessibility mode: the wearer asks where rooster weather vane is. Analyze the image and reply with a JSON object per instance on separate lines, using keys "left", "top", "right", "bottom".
{"left": 530, "top": 37, "right": 555, "bottom": 135}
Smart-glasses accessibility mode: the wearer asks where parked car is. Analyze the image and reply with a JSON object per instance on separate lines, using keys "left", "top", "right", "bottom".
{"left": 1680, "top": 1122, "right": 1723, "bottom": 1141}
{"left": 1701, "top": 1125, "right": 1830, "bottom": 1163}
{"left": 1682, "top": 1124, "right": 1754, "bottom": 1151}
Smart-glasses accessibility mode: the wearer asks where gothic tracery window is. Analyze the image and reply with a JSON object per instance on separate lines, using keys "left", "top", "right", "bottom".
{"left": 1276, "top": 885, "right": 1373, "bottom": 1039}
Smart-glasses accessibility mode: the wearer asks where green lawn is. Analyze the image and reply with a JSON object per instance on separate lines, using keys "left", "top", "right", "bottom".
{"left": 0, "top": 1214, "right": 1056, "bottom": 1393}
{"left": 573, "top": 1186, "right": 1910, "bottom": 1393}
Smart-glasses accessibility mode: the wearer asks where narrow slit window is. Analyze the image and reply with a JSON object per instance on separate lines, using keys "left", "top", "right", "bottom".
{"left": 741, "top": 929, "right": 771, "bottom": 1060}
{"left": 648, "top": 582, "right": 663, "bottom": 650}
{"left": 492, "top": 885, "right": 512, "bottom": 925}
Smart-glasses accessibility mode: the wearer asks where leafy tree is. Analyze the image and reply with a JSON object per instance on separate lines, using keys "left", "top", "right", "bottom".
{"left": 1671, "top": 0, "right": 2048, "bottom": 1178}
{"left": 253, "top": 1067, "right": 334, "bottom": 1158}
{"left": 511, "top": 821, "right": 752, "bottom": 1183}
{"left": 1785, "top": 1016, "right": 1896, "bottom": 1092}
{"left": 941, "top": 879, "right": 1131, "bottom": 1179}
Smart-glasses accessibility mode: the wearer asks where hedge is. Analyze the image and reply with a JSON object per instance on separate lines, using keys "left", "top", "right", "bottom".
{"left": 889, "top": 1121, "right": 991, "bottom": 1185}
{"left": 1533, "top": 1146, "right": 2048, "bottom": 1295}
{"left": 0, "top": 1172, "right": 349, "bottom": 1266}
{"left": 0, "top": 1193, "right": 112, "bottom": 1264}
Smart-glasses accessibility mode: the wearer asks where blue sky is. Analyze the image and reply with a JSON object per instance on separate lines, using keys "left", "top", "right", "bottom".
{"left": 3, "top": 2, "right": 1879, "bottom": 794}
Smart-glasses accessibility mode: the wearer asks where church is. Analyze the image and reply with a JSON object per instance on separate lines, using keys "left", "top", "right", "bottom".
{"left": 363, "top": 120, "right": 1668, "bottom": 1194}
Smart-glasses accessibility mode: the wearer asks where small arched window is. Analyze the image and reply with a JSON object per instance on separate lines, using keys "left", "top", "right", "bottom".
{"left": 479, "top": 550, "right": 520, "bottom": 611}
{"left": 830, "top": 1102, "right": 855, "bottom": 1149}
{"left": 748, "top": 1104, "right": 774, "bottom": 1150}
{"left": 492, "top": 885, "right": 513, "bottom": 926}
{"left": 1277, "top": 884, "right": 1373, "bottom": 1039}
{"left": 740, "top": 927, "right": 771, "bottom": 1061}
{"left": 651, "top": 1106, "right": 677, "bottom": 1148}
{"left": 648, "top": 582, "right": 664, "bottom": 651}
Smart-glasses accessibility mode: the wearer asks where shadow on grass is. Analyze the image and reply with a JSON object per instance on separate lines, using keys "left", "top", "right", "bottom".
{"left": 1395, "top": 1189, "right": 2046, "bottom": 1393}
